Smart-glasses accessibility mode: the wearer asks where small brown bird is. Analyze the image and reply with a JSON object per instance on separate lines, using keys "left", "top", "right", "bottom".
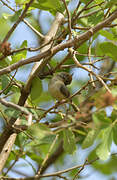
{"left": 48, "top": 72, "right": 79, "bottom": 112}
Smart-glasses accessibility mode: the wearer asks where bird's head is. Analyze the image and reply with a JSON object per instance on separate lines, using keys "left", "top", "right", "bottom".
{"left": 56, "top": 72, "right": 73, "bottom": 85}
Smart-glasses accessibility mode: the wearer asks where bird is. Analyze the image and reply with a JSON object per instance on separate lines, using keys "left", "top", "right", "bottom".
{"left": 48, "top": 72, "right": 79, "bottom": 112}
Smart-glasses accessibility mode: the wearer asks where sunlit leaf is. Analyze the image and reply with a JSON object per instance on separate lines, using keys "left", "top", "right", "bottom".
{"left": 0, "top": 18, "right": 10, "bottom": 38}
{"left": 1, "top": 75, "right": 11, "bottom": 94}
{"left": 88, "top": 12, "right": 104, "bottom": 25}
{"left": 27, "top": 123, "right": 52, "bottom": 139}
{"left": 63, "top": 129, "right": 76, "bottom": 154}
{"left": 2, "top": 13, "right": 12, "bottom": 20}
{"left": 99, "top": 42, "right": 117, "bottom": 61}
{"left": 31, "top": 0, "right": 64, "bottom": 15}
{"left": 82, "top": 129, "right": 98, "bottom": 149}
{"left": 10, "top": 10, "right": 22, "bottom": 22}
{"left": 105, "top": 0, "right": 117, "bottom": 8}
{"left": 99, "top": 30, "right": 117, "bottom": 41}
{"left": 96, "top": 126, "right": 113, "bottom": 160}
{"left": 94, "top": 0, "right": 104, "bottom": 4}
{"left": 92, "top": 110, "right": 111, "bottom": 127}
{"left": 15, "top": 0, "right": 29, "bottom": 5}
{"left": 11, "top": 40, "right": 27, "bottom": 63}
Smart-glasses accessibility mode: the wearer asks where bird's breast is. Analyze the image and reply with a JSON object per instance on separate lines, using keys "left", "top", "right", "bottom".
{"left": 48, "top": 80, "right": 66, "bottom": 101}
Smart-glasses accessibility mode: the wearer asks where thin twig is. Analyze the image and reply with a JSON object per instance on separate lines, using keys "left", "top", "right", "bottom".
{"left": 72, "top": 1, "right": 81, "bottom": 18}
{"left": 78, "top": 9, "right": 101, "bottom": 19}
{"left": 0, "top": 0, "right": 44, "bottom": 39}
{"left": 0, "top": 109, "right": 8, "bottom": 124}
{"left": 73, "top": 26, "right": 91, "bottom": 30}
{"left": 69, "top": 48, "right": 111, "bottom": 93}
{"left": 1, "top": 154, "right": 117, "bottom": 179}
{"left": 39, "top": 81, "right": 89, "bottom": 119}
{"left": 57, "top": 174, "right": 69, "bottom": 180}
{"left": 3, "top": 156, "right": 19, "bottom": 176}
{"left": 84, "top": 2, "right": 104, "bottom": 11}
{"left": 72, "top": 159, "right": 87, "bottom": 180}
{"left": 2, "top": 0, "right": 34, "bottom": 43}
{"left": 0, "top": 9, "right": 117, "bottom": 76}
{"left": 88, "top": 39, "right": 96, "bottom": 88}
{"left": 0, "top": 38, "right": 54, "bottom": 61}
{"left": 0, "top": 69, "right": 18, "bottom": 95}
{"left": 104, "top": 7, "right": 111, "bottom": 18}
{"left": 105, "top": 23, "right": 117, "bottom": 27}
{"left": 72, "top": 0, "right": 94, "bottom": 25}
{"left": 0, "top": 98, "right": 29, "bottom": 115}
{"left": 61, "top": 0, "right": 72, "bottom": 38}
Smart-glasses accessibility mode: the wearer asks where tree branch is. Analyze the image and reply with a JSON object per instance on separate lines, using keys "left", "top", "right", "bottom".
{"left": 0, "top": 9, "right": 116, "bottom": 76}
{"left": 0, "top": 11, "right": 64, "bottom": 172}
{"left": 0, "top": 0, "right": 44, "bottom": 39}
{"left": 2, "top": 0, "right": 34, "bottom": 43}
{"left": 0, "top": 98, "right": 29, "bottom": 115}
{"left": 0, "top": 8, "right": 117, "bottom": 173}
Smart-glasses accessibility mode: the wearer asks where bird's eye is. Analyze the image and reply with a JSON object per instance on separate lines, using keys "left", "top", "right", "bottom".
{"left": 64, "top": 78, "right": 71, "bottom": 85}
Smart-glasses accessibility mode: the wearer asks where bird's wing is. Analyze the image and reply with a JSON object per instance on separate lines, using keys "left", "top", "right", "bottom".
{"left": 60, "top": 84, "right": 70, "bottom": 98}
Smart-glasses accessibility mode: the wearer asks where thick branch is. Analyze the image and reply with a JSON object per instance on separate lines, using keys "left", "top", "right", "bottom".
{"left": 0, "top": 8, "right": 117, "bottom": 173}
{"left": 0, "top": 98, "right": 29, "bottom": 115}
{"left": 0, "top": 0, "right": 34, "bottom": 173}
{"left": 0, "top": 9, "right": 117, "bottom": 77}
{"left": 0, "top": 12, "right": 64, "bottom": 172}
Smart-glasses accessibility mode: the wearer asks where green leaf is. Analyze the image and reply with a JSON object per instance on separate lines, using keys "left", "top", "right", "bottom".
{"left": 15, "top": 0, "right": 29, "bottom": 5}
{"left": 39, "top": 134, "right": 56, "bottom": 145}
{"left": 10, "top": 10, "right": 22, "bottom": 22}
{"left": 1, "top": 75, "right": 11, "bottom": 95}
{"left": 112, "top": 124, "right": 117, "bottom": 145}
{"left": 80, "top": 0, "right": 92, "bottom": 3}
{"left": 26, "top": 125, "right": 56, "bottom": 155}
{"left": 111, "top": 109, "right": 117, "bottom": 122}
{"left": 88, "top": 12, "right": 104, "bottom": 25}
{"left": 4, "top": 108, "right": 21, "bottom": 118}
{"left": 11, "top": 40, "right": 27, "bottom": 63}
{"left": 88, "top": 147, "right": 117, "bottom": 175}
{"left": 15, "top": 132, "right": 28, "bottom": 147}
{"left": 27, "top": 151, "right": 43, "bottom": 163}
{"left": 99, "top": 30, "right": 117, "bottom": 41}
{"left": 92, "top": 110, "right": 111, "bottom": 126}
{"left": 31, "top": 0, "right": 64, "bottom": 15}
{"left": 30, "top": 77, "right": 42, "bottom": 104}
{"left": 96, "top": 126, "right": 113, "bottom": 160}
{"left": 28, "top": 108, "right": 39, "bottom": 119}
{"left": 76, "top": 43, "right": 88, "bottom": 62}
{"left": 5, "top": 151, "right": 17, "bottom": 166}
{"left": 94, "top": 0, "right": 104, "bottom": 4}
{"left": 27, "top": 123, "right": 52, "bottom": 140}
{"left": 20, "top": 40, "right": 27, "bottom": 53}
{"left": 0, "top": 18, "right": 10, "bottom": 38}
{"left": 63, "top": 129, "right": 76, "bottom": 154}
{"left": 2, "top": 13, "right": 12, "bottom": 20}
{"left": 82, "top": 129, "right": 98, "bottom": 149}
{"left": 105, "top": 0, "right": 117, "bottom": 8}
{"left": 99, "top": 42, "right": 117, "bottom": 61}
{"left": 94, "top": 155, "right": 117, "bottom": 175}
{"left": 0, "top": 57, "right": 10, "bottom": 68}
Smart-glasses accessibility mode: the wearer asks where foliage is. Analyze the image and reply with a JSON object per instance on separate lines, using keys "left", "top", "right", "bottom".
{"left": 0, "top": 0, "right": 117, "bottom": 179}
